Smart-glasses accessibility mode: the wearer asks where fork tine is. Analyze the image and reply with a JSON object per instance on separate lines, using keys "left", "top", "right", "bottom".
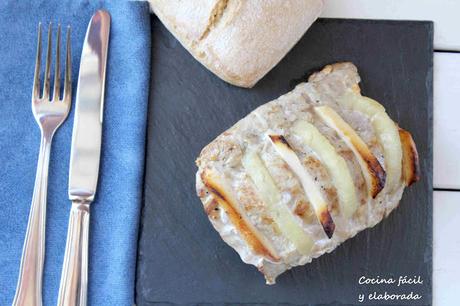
{"left": 32, "top": 23, "right": 42, "bottom": 100}
{"left": 63, "top": 26, "right": 71, "bottom": 102}
{"left": 42, "top": 22, "right": 52, "bottom": 100}
{"left": 53, "top": 24, "right": 61, "bottom": 101}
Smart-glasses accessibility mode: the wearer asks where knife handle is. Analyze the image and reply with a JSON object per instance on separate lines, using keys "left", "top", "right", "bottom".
{"left": 57, "top": 202, "right": 90, "bottom": 306}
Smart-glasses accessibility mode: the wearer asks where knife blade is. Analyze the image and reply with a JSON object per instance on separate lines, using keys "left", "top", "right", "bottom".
{"left": 68, "top": 10, "right": 110, "bottom": 202}
{"left": 57, "top": 10, "right": 110, "bottom": 306}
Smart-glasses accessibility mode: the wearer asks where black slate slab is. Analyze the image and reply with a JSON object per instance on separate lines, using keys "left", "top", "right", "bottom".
{"left": 136, "top": 17, "right": 433, "bottom": 306}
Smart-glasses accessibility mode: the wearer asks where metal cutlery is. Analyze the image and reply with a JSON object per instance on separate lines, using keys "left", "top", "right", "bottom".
{"left": 57, "top": 10, "right": 110, "bottom": 306}
{"left": 13, "top": 23, "right": 72, "bottom": 306}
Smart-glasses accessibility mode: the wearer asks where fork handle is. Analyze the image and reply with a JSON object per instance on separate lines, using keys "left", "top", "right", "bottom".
{"left": 13, "top": 135, "right": 51, "bottom": 306}
{"left": 57, "top": 202, "right": 90, "bottom": 306}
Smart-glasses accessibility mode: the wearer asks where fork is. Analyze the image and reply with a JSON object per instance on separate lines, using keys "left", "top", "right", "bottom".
{"left": 12, "top": 23, "right": 72, "bottom": 306}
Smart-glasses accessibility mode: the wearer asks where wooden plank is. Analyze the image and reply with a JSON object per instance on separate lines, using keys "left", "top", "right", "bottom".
{"left": 434, "top": 53, "right": 460, "bottom": 189}
{"left": 321, "top": 0, "right": 460, "bottom": 50}
{"left": 433, "top": 191, "right": 460, "bottom": 306}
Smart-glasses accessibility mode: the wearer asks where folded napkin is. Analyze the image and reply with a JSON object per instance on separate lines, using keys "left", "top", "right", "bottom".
{"left": 0, "top": 1, "right": 151, "bottom": 305}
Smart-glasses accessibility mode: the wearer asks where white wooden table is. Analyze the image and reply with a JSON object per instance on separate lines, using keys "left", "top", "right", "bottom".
{"left": 322, "top": 1, "right": 460, "bottom": 305}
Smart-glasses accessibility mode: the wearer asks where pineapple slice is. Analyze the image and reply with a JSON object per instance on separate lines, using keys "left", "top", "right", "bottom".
{"left": 314, "top": 105, "right": 386, "bottom": 198}
{"left": 291, "top": 120, "right": 358, "bottom": 218}
{"left": 340, "top": 91, "right": 385, "bottom": 114}
{"left": 242, "top": 150, "right": 314, "bottom": 255}
{"left": 269, "top": 135, "right": 335, "bottom": 238}
{"left": 201, "top": 168, "right": 279, "bottom": 262}
{"left": 339, "top": 91, "right": 403, "bottom": 191}
{"left": 399, "top": 128, "right": 420, "bottom": 186}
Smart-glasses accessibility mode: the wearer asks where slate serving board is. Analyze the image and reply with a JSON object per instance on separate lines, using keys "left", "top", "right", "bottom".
{"left": 136, "top": 17, "right": 433, "bottom": 306}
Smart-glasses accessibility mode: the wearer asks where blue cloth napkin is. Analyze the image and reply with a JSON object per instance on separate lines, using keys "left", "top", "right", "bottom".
{"left": 0, "top": 1, "right": 151, "bottom": 305}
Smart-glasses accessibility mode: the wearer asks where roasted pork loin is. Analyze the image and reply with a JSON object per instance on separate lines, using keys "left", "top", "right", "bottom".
{"left": 195, "top": 62, "right": 420, "bottom": 284}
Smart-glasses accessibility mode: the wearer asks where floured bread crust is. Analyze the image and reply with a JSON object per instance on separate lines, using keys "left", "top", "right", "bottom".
{"left": 148, "top": 0, "right": 324, "bottom": 88}
{"left": 195, "top": 62, "right": 420, "bottom": 284}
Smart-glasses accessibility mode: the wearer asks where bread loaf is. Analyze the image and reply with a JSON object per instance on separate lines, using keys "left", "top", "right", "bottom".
{"left": 148, "top": 0, "right": 324, "bottom": 87}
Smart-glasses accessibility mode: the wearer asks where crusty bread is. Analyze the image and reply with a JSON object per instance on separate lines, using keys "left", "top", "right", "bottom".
{"left": 148, "top": 0, "right": 324, "bottom": 87}
{"left": 195, "top": 63, "right": 419, "bottom": 284}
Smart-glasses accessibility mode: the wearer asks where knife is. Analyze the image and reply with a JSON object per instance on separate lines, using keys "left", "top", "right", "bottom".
{"left": 57, "top": 10, "right": 110, "bottom": 306}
